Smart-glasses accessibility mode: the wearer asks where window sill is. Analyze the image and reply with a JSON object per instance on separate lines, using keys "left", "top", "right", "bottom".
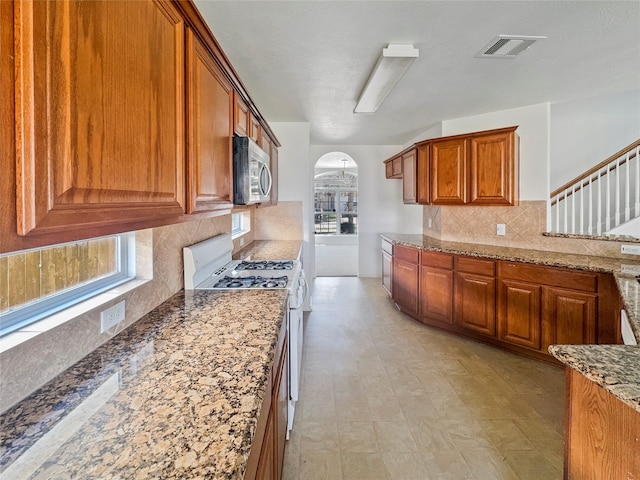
{"left": 0, "top": 278, "right": 151, "bottom": 354}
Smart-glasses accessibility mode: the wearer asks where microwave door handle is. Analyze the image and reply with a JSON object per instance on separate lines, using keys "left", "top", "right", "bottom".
{"left": 259, "top": 163, "right": 273, "bottom": 197}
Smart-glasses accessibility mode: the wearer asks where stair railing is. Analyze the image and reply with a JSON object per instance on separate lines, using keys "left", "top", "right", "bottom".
{"left": 549, "top": 139, "right": 640, "bottom": 235}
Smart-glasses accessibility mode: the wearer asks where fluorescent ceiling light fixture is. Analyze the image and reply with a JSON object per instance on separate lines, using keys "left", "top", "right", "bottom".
{"left": 354, "top": 44, "right": 419, "bottom": 114}
{"left": 476, "top": 35, "right": 546, "bottom": 58}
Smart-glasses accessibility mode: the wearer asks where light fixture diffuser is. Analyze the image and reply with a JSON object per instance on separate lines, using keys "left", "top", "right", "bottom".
{"left": 354, "top": 44, "right": 419, "bottom": 114}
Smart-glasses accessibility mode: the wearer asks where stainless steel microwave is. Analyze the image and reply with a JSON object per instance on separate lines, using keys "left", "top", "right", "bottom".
{"left": 233, "top": 136, "right": 272, "bottom": 205}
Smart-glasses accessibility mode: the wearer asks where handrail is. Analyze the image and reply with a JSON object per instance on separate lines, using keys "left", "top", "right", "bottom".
{"left": 550, "top": 150, "right": 638, "bottom": 206}
{"left": 550, "top": 139, "right": 640, "bottom": 198}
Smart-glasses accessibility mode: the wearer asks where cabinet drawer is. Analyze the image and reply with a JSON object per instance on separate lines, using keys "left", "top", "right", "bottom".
{"left": 455, "top": 256, "right": 495, "bottom": 276}
{"left": 395, "top": 245, "right": 419, "bottom": 264}
{"left": 498, "top": 261, "right": 597, "bottom": 293}
{"left": 422, "top": 251, "right": 453, "bottom": 269}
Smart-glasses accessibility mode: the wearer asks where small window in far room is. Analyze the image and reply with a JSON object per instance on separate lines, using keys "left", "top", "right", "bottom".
{"left": 0, "top": 234, "right": 134, "bottom": 337}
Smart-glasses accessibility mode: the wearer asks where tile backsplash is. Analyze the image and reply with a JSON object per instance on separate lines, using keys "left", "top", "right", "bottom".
{"left": 423, "top": 200, "right": 627, "bottom": 258}
{"left": 254, "top": 201, "right": 303, "bottom": 240}
{"left": 1, "top": 215, "right": 230, "bottom": 413}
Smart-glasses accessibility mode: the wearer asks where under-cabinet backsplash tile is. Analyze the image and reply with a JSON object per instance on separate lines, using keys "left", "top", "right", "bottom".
{"left": 0, "top": 215, "right": 230, "bottom": 413}
{"left": 254, "top": 201, "right": 303, "bottom": 240}
{"left": 428, "top": 201, "right": 625, "bottom": 258}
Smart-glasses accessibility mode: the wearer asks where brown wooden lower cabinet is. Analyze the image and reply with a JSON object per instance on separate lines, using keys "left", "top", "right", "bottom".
{"left": 498, "top": 279, "right": 542, "bottom": 351}
{"left": 392, "top": 245, "right": 420, "bottom": 317}
{"left": 245, "top": 320, "right": 288, "bottom": 480}
{"left": 386, "top": 244, "right": 620, "bottom": 363}
{"left": 542, "top": 287, "right": 597, "bottom": 352}
{"left": 420, "top": 266, "right": 453, "bottom": 325}
{"left": 565, "top": 368, "right": 640, "bottom": 479}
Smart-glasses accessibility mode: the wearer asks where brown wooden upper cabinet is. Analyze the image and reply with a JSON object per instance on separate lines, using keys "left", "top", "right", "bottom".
{"left": 468, "top": 129, "right": 519, "bottom": 205}
{"left": 13, "top": 0, "right": 186, "bottom": 238}
{"left": 249, "top": 114, "right": 262, "bottom": 144}
{"left": 384, "top": 126, "right": 519, "bottom": 206}
{"left": 186, "top": 29, "right": 234, "bottom": 213}
{"left": 384, "top": 155, "right": 403, "bottom": 179}
{"left": 430, "top": 137, "right": 467, "bottom": 205}
{"left": 234, "top": 92, "right": 251, "bottom": 137}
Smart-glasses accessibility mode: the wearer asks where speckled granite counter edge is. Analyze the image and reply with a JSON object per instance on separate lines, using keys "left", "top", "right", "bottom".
{"left": 549, "top": 345, "right": 640, "bottom": 413}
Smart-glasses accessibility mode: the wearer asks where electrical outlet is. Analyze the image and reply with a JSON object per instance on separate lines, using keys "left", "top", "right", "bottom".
{"left": 101, "top": 300, "right": 126, "bottom": 333}
{"left": 428, "top": 218, "right": 433, "bottom": 228}
{"left": 621, "top": 264, "right": 640, "bottom": 275}
{"left": 496, "top": 224, "right": 506, "bottom": 236}
{"left": 621, "top": 244, "right": 640, "bottom": 256}
{"left": 240, "top": 237, "right": 245, "bottom": 247}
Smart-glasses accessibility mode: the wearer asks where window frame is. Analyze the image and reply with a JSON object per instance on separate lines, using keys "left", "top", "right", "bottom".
{"left": 0, "top": 233, "right": 135, "bottom": 337}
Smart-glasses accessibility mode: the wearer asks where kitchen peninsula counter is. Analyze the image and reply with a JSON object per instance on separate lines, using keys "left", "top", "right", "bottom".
{"left": 381, "top": 233, "right": 640, "bottom": 340}
{"left": 0, "top": 289, "right": 289, "bottom": 479}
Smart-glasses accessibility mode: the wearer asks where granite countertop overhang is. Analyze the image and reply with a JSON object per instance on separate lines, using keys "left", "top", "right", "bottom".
{"left": 381, "top": 233, "right": 640, "bottom": 414}
{"left": 0, "top": 288, "right": 289, "bottom": 479}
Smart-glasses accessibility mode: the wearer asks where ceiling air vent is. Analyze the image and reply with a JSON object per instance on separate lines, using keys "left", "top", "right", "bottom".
{"left": 476, "top": 35, "right": 546, "bottom": 59}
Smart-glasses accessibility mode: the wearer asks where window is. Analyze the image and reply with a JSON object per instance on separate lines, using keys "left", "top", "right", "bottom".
{"left": 231, "top": 212, "right": 243, "bottom": 236}
{"left": 0, "top": 234, "right": 134, "bottom": 336}
{"left": 314, "top": 171, "right": 358, "bottom": 235}
{"left": 231, "top": 211, "right": 251, "bottom": 238}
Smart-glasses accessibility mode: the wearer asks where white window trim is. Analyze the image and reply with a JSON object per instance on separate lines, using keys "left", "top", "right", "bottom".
{"left": 0, "top": 233, "right": 136, "bottom": 338}
{"left": 231, "top": 211, "right": 251, "bottom": 239}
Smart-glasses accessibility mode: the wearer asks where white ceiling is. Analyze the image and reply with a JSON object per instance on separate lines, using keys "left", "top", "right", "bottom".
{"left": 194, "top": 1, "right": 640, "bottom": 146}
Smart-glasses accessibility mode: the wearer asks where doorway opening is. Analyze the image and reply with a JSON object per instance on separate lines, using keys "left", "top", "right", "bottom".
{"left": 314, "top": 152, "right": 358, "bottom": 276}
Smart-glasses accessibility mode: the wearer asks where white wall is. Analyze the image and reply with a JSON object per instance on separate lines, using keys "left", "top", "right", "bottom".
{"left": 311, "top": 145, "right": 403, "bottom": 277}
{"left": 270, "top": 123, "right": 314, "bottom": 281}
{"left": 550, "top": 89, "right": 640, "bottom": 190}
{"left": 442, "top": 103, "right": 551, "bottom": 201}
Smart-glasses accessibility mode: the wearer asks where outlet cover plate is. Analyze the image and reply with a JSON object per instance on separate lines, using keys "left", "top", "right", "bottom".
{"left": 101, "top": 300, "right": 126, "bottom": 333}
{"left": 621, "top": 264, "right": 640, "bottom": 275}
{"left": 621, "top": 244, "right": 640, "bottom": 256}
{"left": 496, "top": 224, "right": 506, "bottom": 236}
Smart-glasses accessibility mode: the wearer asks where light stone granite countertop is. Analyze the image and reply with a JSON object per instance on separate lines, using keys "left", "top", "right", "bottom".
{"left": 0, "top": 289, "right": 289, "bottom": 479}
{"left": 549, "top": 345, "right": 640, "bottom": 413}
{"left": 233, "top": 240, "right": 302, "bottom": 261}
{"left": 381, "top": 233, "right": 640, "bottom": 413}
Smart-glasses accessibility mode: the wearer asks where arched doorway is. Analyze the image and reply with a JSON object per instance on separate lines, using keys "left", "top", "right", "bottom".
{"left": 314, "top": 152, "right": 358, "bottom": 276}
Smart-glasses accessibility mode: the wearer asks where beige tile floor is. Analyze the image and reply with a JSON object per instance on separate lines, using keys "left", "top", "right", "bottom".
{"left": 282, "top": 277, "right": 565, "bottom": 480}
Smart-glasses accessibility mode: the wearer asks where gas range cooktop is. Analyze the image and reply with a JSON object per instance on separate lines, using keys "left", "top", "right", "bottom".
{"left": 236, "top": 260, "right": 294, "bottom": 271}
{"left": 213, "top": 275, "right": 289, "bottom": 289}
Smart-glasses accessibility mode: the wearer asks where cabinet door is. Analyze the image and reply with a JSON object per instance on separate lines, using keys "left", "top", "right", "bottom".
{"left": 234, "top": 92, "right": 250, "bottom": 136}
{"left": 430, "top": 138, "right": 466, "bottom": 204}
{"left": 274, "top": 336, "right": 289, "bottom": 480}
{"left": 393, "top": 258, "right": 419, "bottom": 317}
{"left": 402, "top": 149, "right": 417, "bottom": 204}
{"left": 416, "top": 144, "right": 430, "bottom": 204}
{"left": 268, "top": 142, "right": 279, "bottom": 206}
{"left": 14, "top": 0, "right": 185, "bottom": 237}
{"left": 420, "top": 266, "right": 454, "bottom": 325}
{"left": 250, "top": 114, "right": 261, "bottom": 143}
{"left": 497, "top": 279, "right": 542, "bottom": 350}
{"left": 186, "top": 29, "right": 233, "bottom": 213}
{"left": 255, "top": 413, "right": 275, "bottom": 480}
{"left": 468, "top": 130, "right": 516, "bottom": 205}
{"left": 542, "top": 287, "right": 597, "bottom": 351}
{"left": 455, "top": 272, "right": 496, "bottom": 336}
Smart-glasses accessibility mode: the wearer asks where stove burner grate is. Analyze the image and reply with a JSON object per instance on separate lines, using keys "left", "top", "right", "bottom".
{"left": 213, "top": 275, "right": 289, "bottom": 289}
{"left": 236, "top": 260, "right": 294, "bottom": 271}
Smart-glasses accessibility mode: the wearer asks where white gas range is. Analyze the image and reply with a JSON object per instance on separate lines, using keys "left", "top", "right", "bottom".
{"left": 183, "top": 234, "right": 307, "bottom": 436}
